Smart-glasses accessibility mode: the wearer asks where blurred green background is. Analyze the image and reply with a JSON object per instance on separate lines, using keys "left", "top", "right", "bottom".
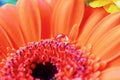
{"left": 0, "top": 0, "right": 17, "bottom": 6}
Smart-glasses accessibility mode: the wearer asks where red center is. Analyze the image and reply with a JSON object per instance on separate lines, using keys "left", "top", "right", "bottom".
{"left": 1, "top": 34, "right": 89, "bottom": 79}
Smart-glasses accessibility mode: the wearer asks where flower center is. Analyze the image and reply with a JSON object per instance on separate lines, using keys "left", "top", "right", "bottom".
{"left": 31, "top": 62, "right": 57, "bottom": 80}
{"left": 0, "top": 34, "right": 106, "bottom": 80}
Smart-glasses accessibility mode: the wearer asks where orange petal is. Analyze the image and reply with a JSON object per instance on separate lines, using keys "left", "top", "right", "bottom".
{"left": 100, "top": 67, "right": 120, "bottom": 80}
{"left": 0, "top": 4, "right": 26, "bottom": 49}
{"left": 93, "top": 25, "right": 120, "bottom": 60}
{"left": 0, "top": 24, "right": 13, "bottom": 54}
{"left": 17, "top": 0, "right": 41, "bottom": 42}
{"left": 77, "top": 7, "right": 108, "bottom": 46}
{"left": 69, "top": 24, "right": 79, "bottom": 42}
{"left": 0, "top": 24, "right": 14, "bottom": 64}
{"left": 86, "top": 11, "right": 120, "bottom": 45}
{"left": 78, "top": 6, "right": 95, "bottom": 31}
{"left": 51, "top": 0, "right": 84, "bottom": 37}
{"left": 37, "top": 0, "right": 54, "bottom": 39}
{"left": 45, "top": 0, "right": 58, "bottom": 9}
{"left": 107, "top": 55, "right": 120, "bottom": 67}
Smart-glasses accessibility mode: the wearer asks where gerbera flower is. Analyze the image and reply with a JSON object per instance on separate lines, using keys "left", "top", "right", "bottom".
{"left": 87, "top": 0, "right": 120, "bottom": 13}
{"left": 0, "top": 0, "right": 120, "bottom": 80}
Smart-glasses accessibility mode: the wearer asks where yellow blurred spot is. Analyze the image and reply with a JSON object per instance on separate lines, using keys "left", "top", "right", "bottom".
{"left": 112, "top": 0, "right": 120, "bottom": 7}
{"left": 88, "top": 0, "right": 120, "bottom": 13}
{"left": 104, "top": 3, "right": 120, "bottom": 13}
{"left": 89, "top": 0, "right": 111, "bottom": 7}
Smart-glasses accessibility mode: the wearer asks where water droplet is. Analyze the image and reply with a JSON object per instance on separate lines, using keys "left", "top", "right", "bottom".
{"left": 55, "top": 34, "right": 69, "bottom": 42}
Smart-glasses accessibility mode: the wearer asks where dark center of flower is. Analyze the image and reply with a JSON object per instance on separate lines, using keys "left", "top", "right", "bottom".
{"left": 31, "top": 62, "right": 58, "bottom": 80}
{"left": 0, "top": 34, "right": 106, "bottom": 80}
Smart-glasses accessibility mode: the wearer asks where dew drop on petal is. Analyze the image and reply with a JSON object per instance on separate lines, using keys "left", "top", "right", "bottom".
{"left": 55, "top": 34, "right": 69, "bottom": 42}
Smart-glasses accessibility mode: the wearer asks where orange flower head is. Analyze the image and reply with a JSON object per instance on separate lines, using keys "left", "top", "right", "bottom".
{"left": 0, "top": 0, "right": 120, "bottom": 80}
